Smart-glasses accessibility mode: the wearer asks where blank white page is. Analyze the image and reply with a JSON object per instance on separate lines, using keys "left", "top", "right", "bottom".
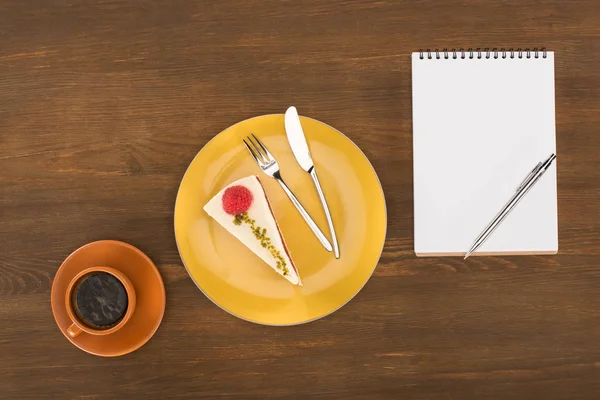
{"left": 412, "top": 51, "right": 557, "bottom": 256}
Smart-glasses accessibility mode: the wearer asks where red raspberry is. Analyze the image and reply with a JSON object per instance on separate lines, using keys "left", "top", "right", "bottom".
{"left": 222, "top": 185, "right": 253, "bottom": 215}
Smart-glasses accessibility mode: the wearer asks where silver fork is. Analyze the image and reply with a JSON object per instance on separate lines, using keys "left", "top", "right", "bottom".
{"left": 243, "top": 134, "right": 333, "bottom": 252}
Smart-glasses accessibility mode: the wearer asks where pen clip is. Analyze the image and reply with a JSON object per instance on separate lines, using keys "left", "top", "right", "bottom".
{"left": 516, "top": 162, "right": 542, "bottom": 192}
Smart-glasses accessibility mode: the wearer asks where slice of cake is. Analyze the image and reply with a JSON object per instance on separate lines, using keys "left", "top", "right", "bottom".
{"left": 203, "top": 176, "right": 302, "bottom": 286}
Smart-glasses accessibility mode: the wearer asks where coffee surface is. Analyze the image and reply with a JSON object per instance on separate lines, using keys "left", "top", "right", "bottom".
{"left": 73, "top": 272, "right": 128, "bottom": 329}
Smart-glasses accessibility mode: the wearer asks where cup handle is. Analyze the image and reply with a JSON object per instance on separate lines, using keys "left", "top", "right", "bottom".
{"left": 67, "top": 323, "right": 82, "bottom": 338}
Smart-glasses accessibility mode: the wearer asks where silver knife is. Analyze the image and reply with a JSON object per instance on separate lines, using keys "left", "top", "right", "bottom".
{"left": 284, "top": 106, "right": 340, "bottom": 259}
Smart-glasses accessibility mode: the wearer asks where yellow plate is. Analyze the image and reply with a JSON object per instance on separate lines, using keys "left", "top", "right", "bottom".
{"left": 174, "top": 114, "right": 386, "bottom": 325}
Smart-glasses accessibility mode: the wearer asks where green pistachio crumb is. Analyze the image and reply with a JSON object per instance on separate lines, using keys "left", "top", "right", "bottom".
{"left": 232, "top": 212, "right": 288, "bottom": 273}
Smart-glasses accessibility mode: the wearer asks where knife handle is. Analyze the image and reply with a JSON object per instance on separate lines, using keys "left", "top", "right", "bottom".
{"left": 310, "top": 168, "right": 340, "bottom": 259}
{"left": 276, "top": 178, "right": 333, "bottom": 252}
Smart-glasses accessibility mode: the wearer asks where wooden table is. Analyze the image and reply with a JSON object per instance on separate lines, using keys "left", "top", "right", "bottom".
{"left": 2, "top": 1, "right": 600, "bottom": 398}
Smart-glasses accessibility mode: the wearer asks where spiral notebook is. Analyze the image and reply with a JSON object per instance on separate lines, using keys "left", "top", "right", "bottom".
{"left": 412, "top": 48, "right": 558, "bottom": 256}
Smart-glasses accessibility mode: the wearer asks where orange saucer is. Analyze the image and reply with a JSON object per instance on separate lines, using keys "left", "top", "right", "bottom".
{"left": 51, "top": 240, "right": 165, "bottom": 357}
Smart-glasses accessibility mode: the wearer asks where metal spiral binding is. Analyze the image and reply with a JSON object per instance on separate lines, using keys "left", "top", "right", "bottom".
{"left": 419, "top": 48, "right": 547, "bottom": 60}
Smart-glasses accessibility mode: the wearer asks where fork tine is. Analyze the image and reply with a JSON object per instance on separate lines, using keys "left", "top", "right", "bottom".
{"left": 243, "top": 139, "right": 263, "bottom": 166}
{"left": 251, "top": 133, "right": 274, "bottom": 161}
{"left": 247, "top": 135, "right": 268, "bottom": 162}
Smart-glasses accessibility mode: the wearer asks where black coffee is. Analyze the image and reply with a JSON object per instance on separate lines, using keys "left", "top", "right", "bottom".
{"left": 72, "top": 272, "right": 128, "bottom": 329}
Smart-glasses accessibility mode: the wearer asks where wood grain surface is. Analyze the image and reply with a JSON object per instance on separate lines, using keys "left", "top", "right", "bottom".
{"left": 2, "top": 0, "right": 600, "bottom": 399}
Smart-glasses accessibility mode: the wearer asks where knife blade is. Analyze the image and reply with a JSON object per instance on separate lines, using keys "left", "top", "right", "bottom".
{"left": 284, "top": 106, "right": 314, "bottom": 172}
{"left": 284, "top": 106, "right": 340, "bottom": 258}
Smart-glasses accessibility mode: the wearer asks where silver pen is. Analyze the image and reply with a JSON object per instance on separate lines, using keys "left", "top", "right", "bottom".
{"left": 464, "top": 153, "right": 557, "bottom": 259}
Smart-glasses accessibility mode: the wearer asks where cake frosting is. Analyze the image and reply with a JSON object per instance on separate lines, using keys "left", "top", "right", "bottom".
{"left": 203, "top": 176, "right": 301, "bottom": 286}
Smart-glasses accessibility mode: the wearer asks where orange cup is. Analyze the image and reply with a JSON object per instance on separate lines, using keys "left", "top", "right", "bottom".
{"left": 65, "top": 266, "right": 136, "bottom": 338}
